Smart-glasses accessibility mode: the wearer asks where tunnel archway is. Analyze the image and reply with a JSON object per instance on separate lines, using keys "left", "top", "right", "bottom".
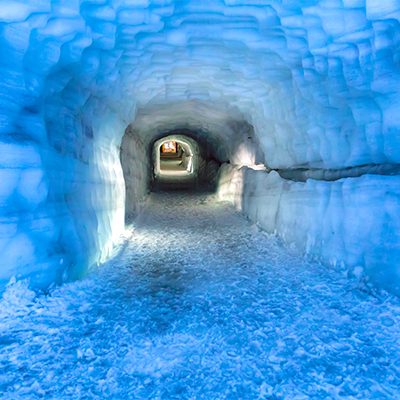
{"left": 3, "top": 1, "right": 400, "bottom": 397}
{"left": 151, "top": 133, "right": 221, "bottom": 192}
{"left": 152, "top": 134, "right": 198, "bottom": 191}
{"left": 119, "top": 101, "right": 262, "bottom": 221}
{"left": 154, "top": 135, "right": 196, "bottom": 176}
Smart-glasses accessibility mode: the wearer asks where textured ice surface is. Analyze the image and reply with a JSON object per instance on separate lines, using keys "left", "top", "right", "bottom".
{"left": 1, "top": 193, "right": 400, "bottom": 399}
{"left": 218, "top": 164, "right": 400, "bottom": 294}
{"left": 120, "top": 125, "right": 149, "bottom": 219}
{"left": 1, "top": 0, "right": 400, "bottom": 288}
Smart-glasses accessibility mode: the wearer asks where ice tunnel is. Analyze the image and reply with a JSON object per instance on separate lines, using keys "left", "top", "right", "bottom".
{"left": 1, "top": 0, "right": 400, "bottom": 295}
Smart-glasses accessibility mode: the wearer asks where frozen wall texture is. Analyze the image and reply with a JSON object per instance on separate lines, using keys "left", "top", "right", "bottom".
{"left": 1, "top": 0, "right": 400, "bottom": 291}
{"left": 120, "top": 125, "right": 149, "bottom": 219}
{"left": 218, "top": 165, "right": 400, "bottom": 293}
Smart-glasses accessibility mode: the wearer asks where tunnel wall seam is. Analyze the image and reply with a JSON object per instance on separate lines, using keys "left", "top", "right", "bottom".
{"left": 217, "top": 163, "right": 400, "bottom": 295}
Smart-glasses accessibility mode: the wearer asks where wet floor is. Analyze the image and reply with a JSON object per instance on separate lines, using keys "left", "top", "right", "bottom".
{"left": 1, "top": 192, "right": 400, "bottom": 399}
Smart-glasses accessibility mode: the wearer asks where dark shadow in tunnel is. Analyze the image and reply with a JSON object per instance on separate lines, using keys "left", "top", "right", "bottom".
{"left": 151, "top": 174, "right": 218, "bottom": 193}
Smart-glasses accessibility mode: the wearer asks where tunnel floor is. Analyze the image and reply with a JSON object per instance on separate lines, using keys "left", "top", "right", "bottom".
{"left": 1, "top": 193, "right": 400, "bottom": 399}
{"left": 159, "top": 159, "right": 187, "bottom": 174}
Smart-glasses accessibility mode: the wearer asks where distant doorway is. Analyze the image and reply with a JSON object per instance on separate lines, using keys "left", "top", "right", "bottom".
{"left": 159, "top": 141, "right": 187, "bottom": 174}
{"left": 155, "top": 138, "right": 194, "bottom": 177}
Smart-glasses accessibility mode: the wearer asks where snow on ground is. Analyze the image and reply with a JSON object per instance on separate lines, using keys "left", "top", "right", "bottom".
{"left": 1, "top": 193, "right": 400, "bottom": 399}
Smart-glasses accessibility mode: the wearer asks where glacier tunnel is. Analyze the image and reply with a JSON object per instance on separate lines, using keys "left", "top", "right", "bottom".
{"left": 1, "top": 0, "right": 400, "bottom": 398}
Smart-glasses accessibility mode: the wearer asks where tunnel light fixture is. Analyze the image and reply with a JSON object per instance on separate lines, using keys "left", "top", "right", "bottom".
{"left": 162, "top": 141, "right": 177, "bottom": 153}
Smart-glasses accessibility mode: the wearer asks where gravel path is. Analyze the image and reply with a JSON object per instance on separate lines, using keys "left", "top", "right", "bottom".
{"left": 1, "top": 192, "right": 400, "bottom": 399}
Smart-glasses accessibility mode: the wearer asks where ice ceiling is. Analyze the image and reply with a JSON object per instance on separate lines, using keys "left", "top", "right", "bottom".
{"left": 1, "top": 0, "right": 400, "bottom": 292}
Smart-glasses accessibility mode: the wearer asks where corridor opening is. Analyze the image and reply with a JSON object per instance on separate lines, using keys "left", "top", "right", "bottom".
{"left": 159, "top": 140, "right": 194, "bottom": 176}
{"left": 152, "top": 134, "right": 199, "bottom": 191}
{"left": 149, "top": 132, "right": 221, "bottom": 193}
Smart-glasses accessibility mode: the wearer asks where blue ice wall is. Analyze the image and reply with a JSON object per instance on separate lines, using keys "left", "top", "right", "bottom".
{"left": 218, "top": 165, "right": 400, "bottom": 294}
{"left": 1, "top": 0, "right": 400, "bottom": 291}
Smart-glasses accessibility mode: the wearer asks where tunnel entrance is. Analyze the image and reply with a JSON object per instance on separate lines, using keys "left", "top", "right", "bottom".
{"left": 160, "top": 142, "right": 187, "bottom": 175}
{"left": 119, "top": 122, "right": 224, "bottom": 222}
{"left": 152, "top": 135, "right": 199, "bottom": 191}
{"left": 150, "top": 129, "right": 221, "bottom": 192}
{"left": 157, "top": 139, "right": 194, "bottom": 177}
{"left": 119, "top": 105, "right": 261, "bottom": 221}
